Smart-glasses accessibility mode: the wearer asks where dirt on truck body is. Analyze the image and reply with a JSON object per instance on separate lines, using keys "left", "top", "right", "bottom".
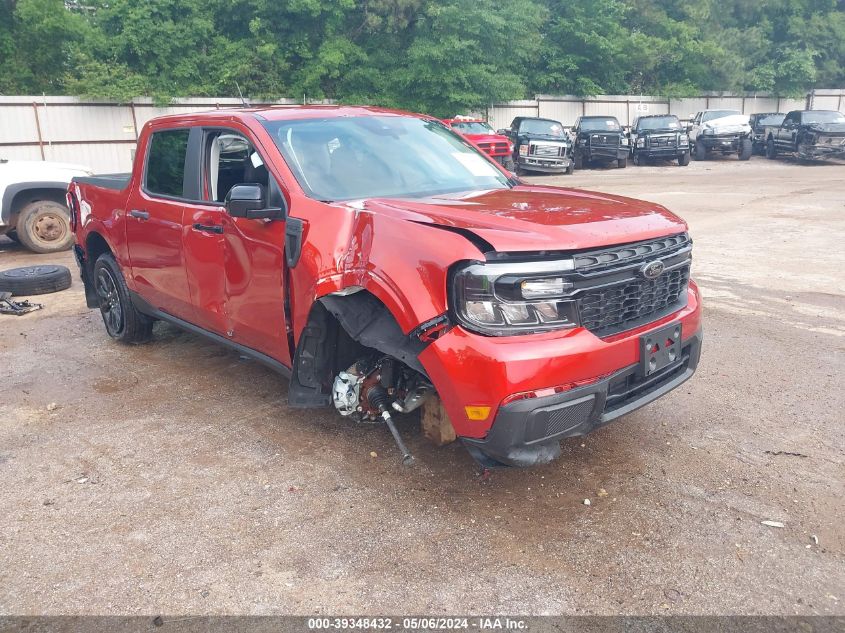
{"left": 69, "top": 105, "right": 702, "bottom": 468}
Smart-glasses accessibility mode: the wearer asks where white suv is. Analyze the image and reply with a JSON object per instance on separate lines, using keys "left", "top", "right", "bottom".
{"left": 1, "top": 159, "right": 92, "bottom": 253}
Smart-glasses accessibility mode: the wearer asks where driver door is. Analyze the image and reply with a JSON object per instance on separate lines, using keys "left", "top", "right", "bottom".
{"left": 182, "top": 127, "right": 292, "bottom": 367}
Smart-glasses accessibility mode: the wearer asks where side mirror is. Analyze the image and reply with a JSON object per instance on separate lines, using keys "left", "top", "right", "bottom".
{"left": 225, "top": 183, "right": 283, "bottom": 220}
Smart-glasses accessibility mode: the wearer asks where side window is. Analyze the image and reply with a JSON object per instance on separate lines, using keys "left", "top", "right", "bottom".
{"left": 784, "top": 113, "right": 797, "bottom": 126}
{"left": 145, "top": 129, "right": 190, "bottom": 197}
{"left": 206, "top": 131, "right": 270, "bottom": 203}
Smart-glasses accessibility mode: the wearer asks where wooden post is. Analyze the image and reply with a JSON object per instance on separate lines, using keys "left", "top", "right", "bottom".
{"left": 32, "top": 102, "right": 45, "bottom": 160}
{"left": 420, "top": 397, "right": 456, "bottom": 447}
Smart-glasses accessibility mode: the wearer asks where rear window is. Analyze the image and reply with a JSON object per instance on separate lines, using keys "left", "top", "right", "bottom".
{"left": 145, "top": 129, "right": 190, "bottom": 197}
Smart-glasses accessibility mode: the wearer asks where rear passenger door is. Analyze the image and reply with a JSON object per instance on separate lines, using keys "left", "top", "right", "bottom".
{"left": 125, "top": 127, "right": 196, "bottom": 319}
{"left": 778, "top": 112, "right": 799, "bottom": 151}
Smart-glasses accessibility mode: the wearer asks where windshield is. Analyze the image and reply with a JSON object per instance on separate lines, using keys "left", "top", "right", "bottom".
{"left": 756, "top": 114, "right": 785, "bottom": 126}
{"left": 701, "top": 110, "right": 741, "bottom": 122}
{"left": 580, "top": 117, "right": 622, "bottom": 132}
{"left": 636, "top": 116, "right": 680, "bottom": 131}
{"left": 803, "top": 111, "right": 845, "bottom": 124}
{"left": 452, "top": 121, "right": 494, "bottom": 134}
{"left": 518, "top": 119, "right": 565, "bottom": 137}
{"left": 261, "top": 116, "right": 510, "bottom": 202}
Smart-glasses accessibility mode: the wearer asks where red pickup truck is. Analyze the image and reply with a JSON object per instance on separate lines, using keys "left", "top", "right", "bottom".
{"left": 69, "top": 106, "right": 702, "bottom": 468}
{"left": 442, "top": 118, "right": 514, "bottom": 170}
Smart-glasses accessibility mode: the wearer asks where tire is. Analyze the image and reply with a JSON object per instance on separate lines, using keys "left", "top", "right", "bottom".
{"left": 738, "top": 137, "right": 753, "bottom": 161}
{"left": 617, "top": 157, "right": 627, "bottom": 168}
{"left": 766, "top": 138, "right": 777, "bottom": 159}
{"left": 15, "top": 200, "right": 73, "bottom": 254}
{"left": 632, "top": 152, "right": 641, "bottom": 166}
{"left": 565, "top": 162, "right": 574, "bottom": 175}
{"left": 503, "top": 157, "right": 515, "bottom": 171}
{"left": 573, "top": 152, "right": 583, "bottom": 170}
{"left": 694, "top": 141, "right": 707, "bottom": 161}
{"left": 678, "top": 151, "right": 691, "bottom": 166}
{"left": 0, "top": 265, "right": 72, "bottom": 296}
{"left": 93, "top": 253, "right": 154, "bottom": 344}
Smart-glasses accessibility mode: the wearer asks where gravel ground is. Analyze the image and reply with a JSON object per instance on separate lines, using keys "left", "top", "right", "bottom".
{"left": 0, "top": 157, "right": 843, "bottom": 616}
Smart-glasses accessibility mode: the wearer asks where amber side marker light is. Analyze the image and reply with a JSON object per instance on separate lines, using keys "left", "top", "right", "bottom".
{"left": 464, "top": 406, "right": 491, "bottom": 421}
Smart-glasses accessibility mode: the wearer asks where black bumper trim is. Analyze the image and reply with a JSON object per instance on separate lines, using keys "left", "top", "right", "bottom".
{"left": 462, "top": 329, "right": 703, "bottom": 467}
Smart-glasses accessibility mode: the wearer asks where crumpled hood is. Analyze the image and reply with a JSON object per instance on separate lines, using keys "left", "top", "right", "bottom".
{"left": 349, "top": 186, "right": 688, "bottom": 252}
{"left": 807, "top": 122, "right": 845, "bottom": 134}
{"left": 704, "top": 114, "right": 750, "bottom": 130}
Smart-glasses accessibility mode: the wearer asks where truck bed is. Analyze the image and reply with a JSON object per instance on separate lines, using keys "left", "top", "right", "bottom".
{"left": 72, "top": 173, "right": 131, "bottom": 191}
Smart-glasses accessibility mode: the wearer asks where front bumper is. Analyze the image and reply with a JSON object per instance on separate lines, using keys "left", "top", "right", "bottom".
{"left": 796, "top": 143, "right": 845, "bottom": 160}
{"left": 463, "top": 330, "right": 702, "bottom": 466}
{"left": 418, "top": 282, "right": 702, "bottom": 465}
{"left": 583, "top": 146, "right": 628, "bottom": 161}
{"left": 637, "top": 146, "right": 688, "bottom": 158}
{"left": 518, "top": 156, "right": 572, "bottom": 172}
{"left": 699, "top": 134, "right": 743, "bottom": 150}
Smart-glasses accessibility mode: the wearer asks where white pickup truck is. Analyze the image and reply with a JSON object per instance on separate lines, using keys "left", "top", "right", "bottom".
{"left": 0, "top": 159, "right": 92, "bottom": 253}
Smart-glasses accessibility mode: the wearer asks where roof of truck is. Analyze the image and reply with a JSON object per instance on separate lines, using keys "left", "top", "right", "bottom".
{"left": 147, "top": 105, "right": 429, "bottom": 124}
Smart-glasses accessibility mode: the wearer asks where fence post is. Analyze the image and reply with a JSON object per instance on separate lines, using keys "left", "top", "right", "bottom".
{"left": 31, "top": 102, "right": 45, "bottom": 160}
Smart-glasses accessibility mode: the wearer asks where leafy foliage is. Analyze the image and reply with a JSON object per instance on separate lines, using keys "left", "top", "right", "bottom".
{"left": 0, "top": 0, "right": 842, "bottom": 110}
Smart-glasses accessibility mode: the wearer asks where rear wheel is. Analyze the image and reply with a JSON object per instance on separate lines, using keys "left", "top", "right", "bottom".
{"left": 738, "top": 137, "right": 753, "bottom": 161}
{"left": 694, "top": 141, "right": 707, "bottom": 161}
{"left": 16, "top": 201, "right": 73, "bottom": 254}
{"left": 565, "top": 162, "right": 574, "bottom": 175}
{"left": 573, "top": 152, "right": 583, "bottom": 170}
{"left": 766, "top": 138, "right": 777, "bottom": 159}
{"left": 617, "top": 157, "right": 627, "bottom": 168}
{"left": 678, "top": 151, "right": 691, "bottom": 166}
{"left": 93, "top": 253, "right": 154, "bottom": 344}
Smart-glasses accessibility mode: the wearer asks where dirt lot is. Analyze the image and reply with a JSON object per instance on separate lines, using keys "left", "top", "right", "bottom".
{"left": 0, "top": 157, "right": 843, "bottom": 616}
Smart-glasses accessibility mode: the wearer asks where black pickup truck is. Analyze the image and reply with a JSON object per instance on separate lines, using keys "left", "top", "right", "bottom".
{"left": 499, "top": 117, "right": 574, "bottom": 175}
{"left": 571, "top": 116, "right": 629, "bottom": 169}
{"left": 749, "top": 112, "right": 785, "bottom": 154}
{"left": 629, "top": 114, "right": 691, "bottom": 166}
{"left": 764, "top": 110, "right": 845, "bottom": 160}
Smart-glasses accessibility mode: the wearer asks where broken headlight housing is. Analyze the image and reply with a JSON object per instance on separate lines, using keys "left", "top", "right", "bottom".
{"left": 451, "top": 260, "right": 579, "bottom": 336}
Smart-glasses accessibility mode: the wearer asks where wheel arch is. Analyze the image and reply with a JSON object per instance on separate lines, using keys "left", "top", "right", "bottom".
{"left": 1, "top": 182, "right": 69, "bottom": 226}
{"left": 82, "top": 230, "right": 118, "bottom": 308}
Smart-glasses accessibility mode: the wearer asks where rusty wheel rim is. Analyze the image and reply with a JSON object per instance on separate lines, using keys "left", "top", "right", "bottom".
{"left": 33, "top": 212, "right": 68, "bottom": 244}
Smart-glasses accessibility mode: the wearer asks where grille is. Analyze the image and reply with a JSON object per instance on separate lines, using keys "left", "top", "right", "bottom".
{"left": 573, "top": 233, "right": 689, "bottom": 272}
{"left": 531, "top": 143, "right": 562, "bottom": 157}
{"left": 578, "top": 265, "right": 690, "bottom": 335}
{"left": 478, "top": 142, "right": 510, "bottom": 155}
{"left": 648, "top": 135, "right": 677, "bottom": 147}
{"left": 544, "top": 397, "right": 595, "bottom": 437}
{"left": 590, "top": 134, "right": 619, "bottom": 146}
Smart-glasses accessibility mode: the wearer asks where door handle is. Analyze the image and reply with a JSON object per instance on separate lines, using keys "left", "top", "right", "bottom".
{"left": 129, "top": 209, "right": 149, "bottom": 220}
{"left": 193, "top": 223, "right": 223, "bottom": 234}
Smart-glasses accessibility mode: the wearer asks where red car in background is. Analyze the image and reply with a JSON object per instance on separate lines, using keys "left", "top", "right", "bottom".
{"left": 443, "top": 117, "right": 514, "bottom": 170}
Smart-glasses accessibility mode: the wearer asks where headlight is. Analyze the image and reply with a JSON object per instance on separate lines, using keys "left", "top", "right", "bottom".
{"left": 620, "top": 136, "right": 629, "bottom": 146}
{"left": 679, "top": 134, "right": 689, "bottom": 146}
{"left": 703, "top": 128, "right": 715, "bottom": 135}
{"left": 451, "top": 260, "right": 579, "bottom": 335}
{"left": 509, "top": 143, "right": 514, "bottom": 152}
{"left": 519, "top": 144, "right": 529, "bottom": 156}
{"left": 636, "top": 137, "right": 645, "bottom": 148}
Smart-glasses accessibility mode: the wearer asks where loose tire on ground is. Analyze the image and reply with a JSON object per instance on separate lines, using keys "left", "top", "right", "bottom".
{"left": 694, "top": 142, "right": 707, "bottom": 161}
{"left": 15, "top": 200, "right": 73, "bottom": 254}
{"left": 0, "top": 265, "right": 72, "bottom": 296}
{"left": 739, "top": 137, "right": 753, "bottom": 161}
{"left": 678, "top": 151, "right": 691, "bottom": 166}
{"left": 93, "top": 253, "right": 154, "bottom": 344}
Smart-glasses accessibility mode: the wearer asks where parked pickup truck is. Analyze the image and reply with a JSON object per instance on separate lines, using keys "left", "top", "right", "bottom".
{"left": 571, "top": 116, "right": 629, "bottom": 169}
{"left": 688, "top": 110, "right": 752, "bottom": 161}
{"left": 764, "top": 110, "right": 845, "bottom": 160}
{"left": 499, "top": 117, "right": 574, "bottom": 175}
{"left": 442, "top": 117, "right": 515, "bottom": 170}
{"left": 70, "top": 106, "right": 702, "bottom": 468}
{"left": 1, "top": 159, "right": 92, "bottom": 253}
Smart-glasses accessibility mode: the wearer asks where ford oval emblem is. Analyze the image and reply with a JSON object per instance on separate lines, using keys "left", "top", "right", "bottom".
{"left": 640, "top": 260, "right": 665, "bottom": 280}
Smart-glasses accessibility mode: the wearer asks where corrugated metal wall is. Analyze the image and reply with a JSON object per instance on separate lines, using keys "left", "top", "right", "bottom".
{"left": 487, "top": 90, "right": 842, "bottom": 129}
{"left": 1, "top": 91, "right": 843, "bottom": 173}
{"left": 0, "top": 96, "right": 302, "bottom": 173}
